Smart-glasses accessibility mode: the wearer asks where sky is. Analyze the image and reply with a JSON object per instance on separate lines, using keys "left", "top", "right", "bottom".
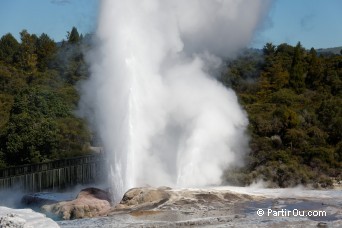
{"left": 0, "top": 0, "right": 341, "bottom": 49}
{"left": 252, "top": 0, "right": 342, "bottom": 48}
{"left": 0, "top": 0, "right": 98, "bottom": 42}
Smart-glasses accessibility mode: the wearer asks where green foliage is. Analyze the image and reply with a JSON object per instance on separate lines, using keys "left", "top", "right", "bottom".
{"left": 1, "top": 29, "right": 340, "bottom": 188}
{"left": 270, "top": 89, "right": 299, "bottom": 105}
{"left": 221, "top": 42, "right": 342, "bottom": 188}
{"left": 0, "top": 28, "right": 91, "bottom": 167}
{"left": 0, "top": 33, "right": 19, "bottom": 64}
{"left": 263, "top": 42, "right": 276, "bottom": 56}
{"left": 67, "top": 27, "right": 80, "bottom": 44}
{"left": 289, "top": 42, "right": 306, "bottom": 93}
{"left": 51, "top": 34, "right": 89, "bottom": 85}
{"left": 273, "top": 106, "right": 300, "bottom": 129}
{"left": 36, "top": 33, "right": 57, "bottom": 70}
{"left": 305, "top": 48, "right": 323, "bottom": 90}
{"left": 17, "top": 30, "right": 38, "bottom": 73}
{"left": 0, "top": 94, "right": 14, "bottom": 131}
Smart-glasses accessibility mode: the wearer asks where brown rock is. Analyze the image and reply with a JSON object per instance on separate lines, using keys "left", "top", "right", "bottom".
{"left": 77, "top": 187, "right": 112, "bottom": 202}
{"left": 109, "top": 187, "right": 170, "bottom": 214}
{"left": 42, "top": 188, "right": 111, "bottom": 220}
{"left": 195, "top": 193, "right": 222, "bottom": 202}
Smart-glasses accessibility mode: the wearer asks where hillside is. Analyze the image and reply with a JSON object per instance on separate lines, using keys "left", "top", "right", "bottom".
{"left": 221, "top": 42, "right": 341, "bottom": 188}
{"left": 0, "top": 30, "right": 340, "bottom": 188}
{"left": 317, "top": 46, "right": 342, "bottom": 55}
{"left": 0, "top": 28, "right": 91, "bottom": 168}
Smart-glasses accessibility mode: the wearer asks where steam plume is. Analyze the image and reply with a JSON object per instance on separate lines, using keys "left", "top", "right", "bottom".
{"left": 80, "top": 0, "right": 271, "bottom": 202}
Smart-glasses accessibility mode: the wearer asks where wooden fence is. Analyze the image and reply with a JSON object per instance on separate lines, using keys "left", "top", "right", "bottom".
{"left": 0, "top": 154, "right": 105, "bottom": 192}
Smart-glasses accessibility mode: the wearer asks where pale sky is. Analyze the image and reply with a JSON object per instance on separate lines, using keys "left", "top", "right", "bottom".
{"left": 0, "top": 0, "right": 341, "bottom": 49}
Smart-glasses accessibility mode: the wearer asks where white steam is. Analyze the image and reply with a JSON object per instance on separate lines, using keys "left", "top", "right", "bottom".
{"left": 80, "top": 0, "right": 271, "bottom": 202}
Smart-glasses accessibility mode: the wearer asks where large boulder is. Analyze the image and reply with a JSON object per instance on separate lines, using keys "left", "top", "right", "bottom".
{"left": 111, "top": 187, "right": 171, "bottom": 213}
{"left": 0, "top": 206, "right": 59, "bottom": 228}
{"left": 76, "top": 187, "right": 112, "bottom": 202}
{"left": 42, "top": 187, "right": 111, "bottom": 220}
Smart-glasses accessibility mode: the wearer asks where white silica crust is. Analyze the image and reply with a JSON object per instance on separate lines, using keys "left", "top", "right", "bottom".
{"left": 0, "top": 206, "right": 59, "bottom": 228}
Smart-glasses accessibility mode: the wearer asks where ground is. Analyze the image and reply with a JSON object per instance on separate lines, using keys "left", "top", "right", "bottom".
{"left": 56, "top": 186, "right": 342, "bottom": 227}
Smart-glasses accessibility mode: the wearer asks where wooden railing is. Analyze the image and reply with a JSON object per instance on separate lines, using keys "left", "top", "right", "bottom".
{"left": 0, "top": 154, "right": 106, "bottom": 192}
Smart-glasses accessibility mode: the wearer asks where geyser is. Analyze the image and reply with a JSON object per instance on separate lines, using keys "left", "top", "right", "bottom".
{"left": 80, "top": 0, "right": 271, "bottom": 202}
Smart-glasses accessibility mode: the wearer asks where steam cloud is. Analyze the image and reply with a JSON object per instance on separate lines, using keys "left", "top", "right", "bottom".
{"left": 80, "top": 0, "right": 271, "bottom": 202}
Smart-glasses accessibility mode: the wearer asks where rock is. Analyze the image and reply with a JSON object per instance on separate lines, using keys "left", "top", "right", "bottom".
{"left": 51, "top": 187, "right": 342, "bottom": 227}
{"left": 109, "top": 186, "right": 258, "bottom": 215}
{"left": 110, "top": 187, "right": 170, "bottom": 213}
{"left": 21, "top": 192, "right": 75, "bottom": 207}
{"left": 234, "top": 214, "right": 246, "bottom": 219}
{"left": 195, "top": 193, "right": 222, "bottom": 202}
{"left": 120, "top": 187, "right": 170, "bottom": 206}
{"left": 76, "top": 187, "right": 112, "bottom": 202}
{"left": 0, "top": 206, "right": 59, "bottom": 228}
{"left": 0, "top": 213, "right": 25, "bottom": 228}
{"left": 42, "top": 187, "right": 111, "bottom": 220}
{"left": 317, "top": 222, "right": 328, "bottom": 227}
{"left": 158, "top": 186, "right": 172, "bottom": 190}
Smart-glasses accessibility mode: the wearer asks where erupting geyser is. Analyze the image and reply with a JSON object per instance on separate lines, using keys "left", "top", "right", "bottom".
{"left": 80, "top": 0, "right": 271, "bottom": 202}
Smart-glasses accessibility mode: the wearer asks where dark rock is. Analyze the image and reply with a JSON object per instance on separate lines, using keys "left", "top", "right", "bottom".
{"left": 21, "top": 193, "right": 57, "bottom": 206}
{"left": 76, "top": 187, "right": 112, "bottom": 203}
{"left": 317, "top": 222, "right": 328, "bottom": 227}
{"left": 195, "top": 193, "right": 222, "bottom": 202}
{"left": 21, "top": 192, "right": 74, "bottom": 207}
{"left": 158, "top": 186, "right": 172, "bottom": 190}
{"left": 234, "top": 214, "right": 246, "bottom": 219}
{"left": 173, "top": 198, "right": 197, "bottom": 206}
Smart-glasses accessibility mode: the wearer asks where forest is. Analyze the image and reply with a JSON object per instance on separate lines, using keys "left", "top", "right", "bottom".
{"left": 0, "top": 28, "right": 341, "bottom": 187}
{"left": 0, "top": 27, "right": 91, "bottom": 168}
{"left": 221, "top": 42, "right": 341, "bottom": 188}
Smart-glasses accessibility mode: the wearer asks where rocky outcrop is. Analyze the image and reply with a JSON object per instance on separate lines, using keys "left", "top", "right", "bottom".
{"left": 113, "top": 187, "right": 171, "bottom": 212}
{"left": 41, "top": 186, "right": 258, "bottom": 220}
{"left": 76, "top": 187, "right": 112, "bottom": 202}
{"left": 58, "top": 187, "right": 342, "bottom": 227}
{"left": 0, "top": 206, "right": 59, "bottom": 228}
{"left": 107, "top": 186, "right": 256, "bottom": 216}
{"left": 42, "top": 187, "right": 111, "bottom": 220}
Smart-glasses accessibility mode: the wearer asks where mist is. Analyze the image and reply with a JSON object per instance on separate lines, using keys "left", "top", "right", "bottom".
{"left": 80, "top": 0, "right": 271, "bottom": 202}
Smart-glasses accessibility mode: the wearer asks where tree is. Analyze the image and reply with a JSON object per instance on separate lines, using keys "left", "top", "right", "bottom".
{"left": 2, "top": 85, "right": 90, "bottom": 165}
{"left": 0, "top": 30, "right": 92, "bottom": 167}
{"left": 221, "top": 41, "right": 342, "bottom": 188}
{"left": 305, "top": 48, "right": 323, "bottom": 89}
{"left": 17, "top": 30, "right": 38, "bottom": 73}
{"left": 275, "top": 43, "right": 294, "bottom": 71}
{"left": 0, "top": 33, "right": 19, "bottom": 63}
{"left": 36, "top": 33, "right": 57, "bottom": 70}
{"left": 67, "top": 27, "right": 80, "bottom": 44}
{"left": 289, "top": 42, "right": 306, "bottom": 93}
{"left": 263, "top": 42, "right": 276, "bottom": 57}
{"left": 0, "top": 94, "right": 14, "bottom": 131}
